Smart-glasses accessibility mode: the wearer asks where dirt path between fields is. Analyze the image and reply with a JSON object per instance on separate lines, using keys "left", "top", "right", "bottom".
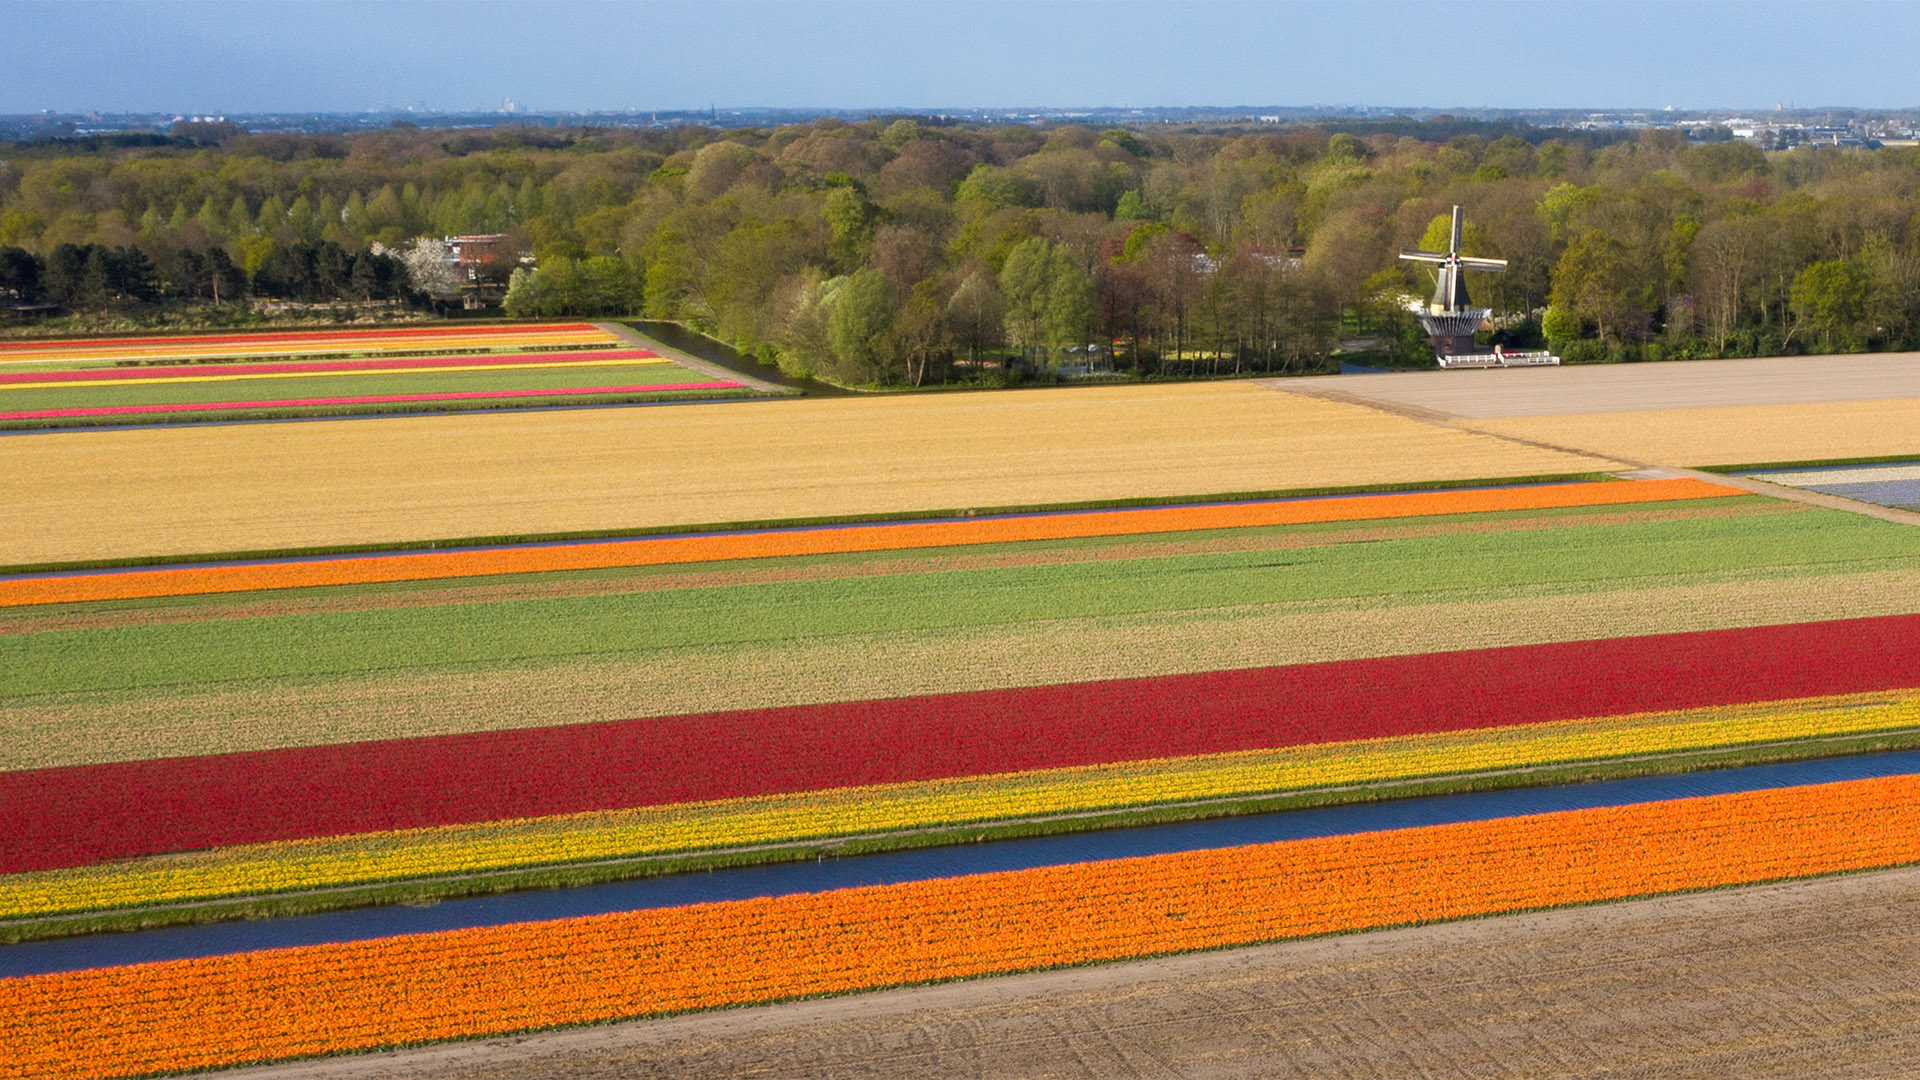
{"left": 594, "top": 321, "right": 791, "bottom": 394}
{"left": 223, "top": 864, "right": 1920, "bottom": 1080}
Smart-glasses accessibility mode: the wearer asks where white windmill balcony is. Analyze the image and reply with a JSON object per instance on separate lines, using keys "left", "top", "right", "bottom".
{"left": 1435, "top": 345, "right": 1562, "bottom": 369}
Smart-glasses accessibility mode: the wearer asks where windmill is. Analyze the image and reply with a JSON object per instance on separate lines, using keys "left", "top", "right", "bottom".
{"left": 1398, "top": 206, "right": 1557, "bottom": 368}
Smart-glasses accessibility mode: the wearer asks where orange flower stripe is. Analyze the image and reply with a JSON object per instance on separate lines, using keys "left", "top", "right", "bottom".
{"left": 0, "top": 477, "right": 1737, "bottom": 608}
{"left": 3, "top": 772, "right": 1914, "bottom": 1079}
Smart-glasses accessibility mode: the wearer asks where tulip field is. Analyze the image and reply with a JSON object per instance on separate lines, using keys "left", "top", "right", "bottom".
{"left": 0, "top": 322, "right": 754, "bottom": 427}
{"left": 5, "top": 774, "right": 1920, "bottom": 1080}
{"left": 6, "top": 469, "right": 1920, "bottom": 1076}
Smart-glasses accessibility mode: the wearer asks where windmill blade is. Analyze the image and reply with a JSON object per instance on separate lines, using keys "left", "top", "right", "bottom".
{"left": 1457, "top": 257, "right": 1509, "bottom": 271}
{"left": 1398, "top": 249, "right": 1449, "bottom": 263}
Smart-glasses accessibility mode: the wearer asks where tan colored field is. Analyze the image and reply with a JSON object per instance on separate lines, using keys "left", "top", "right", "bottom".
{"left": 1465, "top": 397, "right": 1920, "bottom": 468}
{"left": 221, "top": 864, "right": 1920, "bottom": 1080}
{"left": 0, "top": 382, "right": 1615, "bottom": 565}
{"left": 1306, "top": 351, "right": 1920, "bottom": 418}
{"left": 15, "top": 557, "right": 1919, "bottom": 770}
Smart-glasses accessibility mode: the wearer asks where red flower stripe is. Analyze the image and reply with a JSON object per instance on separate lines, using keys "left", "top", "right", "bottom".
{"left": 0, "top": 349, "right": 661, "bottom": 383}
{"left": 0, "top": 323, "right": 602, "bottom": 352}
{"left": 0, "top": 384, "right": 744, "bottom": 422}
{"left": 5, "top": 613, "right": 1919, "bottom": 874}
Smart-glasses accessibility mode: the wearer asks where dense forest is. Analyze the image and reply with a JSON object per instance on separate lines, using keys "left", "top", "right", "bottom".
{"left": 3, "top": 119, "right": 1920, "bottom": 384}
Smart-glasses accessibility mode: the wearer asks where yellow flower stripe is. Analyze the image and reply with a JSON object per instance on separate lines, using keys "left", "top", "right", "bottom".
{"left": 0, "top": 356, "right": 674, "bottom": 392}
{"left": 5, "top": 690, "right": 1916, "bottom": 919}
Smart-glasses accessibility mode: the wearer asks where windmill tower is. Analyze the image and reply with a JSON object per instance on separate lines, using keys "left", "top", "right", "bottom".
{"left": 1398, "top": 206, "right": 1508, "bottom": 360}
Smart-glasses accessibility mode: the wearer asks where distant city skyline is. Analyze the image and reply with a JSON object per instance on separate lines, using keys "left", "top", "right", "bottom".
{"left": 6, "top": 0, "right": 1919, "bottom": 115}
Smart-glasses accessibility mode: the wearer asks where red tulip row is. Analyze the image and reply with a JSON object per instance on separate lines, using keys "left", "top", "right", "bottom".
{"left": 6, "top": 613, "right": 1920, "bottom": 874}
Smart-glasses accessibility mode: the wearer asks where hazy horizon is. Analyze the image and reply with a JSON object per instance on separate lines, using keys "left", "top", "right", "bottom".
{"left": 6, "top": 0, "right": 1919, "bottom": 116}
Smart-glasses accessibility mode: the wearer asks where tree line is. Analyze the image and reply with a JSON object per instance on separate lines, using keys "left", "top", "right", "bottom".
{"left": 0, "top": 239, "right": 410, "bottom": 309}
{"left": 3, "top": 120, "right": 1920, "bottom": 380}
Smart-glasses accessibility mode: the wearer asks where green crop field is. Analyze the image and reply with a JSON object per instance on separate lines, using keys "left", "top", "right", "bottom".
{"left": 8, "top": 495, "right": 1919, "bottom": 771}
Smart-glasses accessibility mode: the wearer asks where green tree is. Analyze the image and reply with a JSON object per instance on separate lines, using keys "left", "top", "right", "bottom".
{"left": 503, "top": 265, "right": 549, "bottom": 317}
{"left": 826, "top": 268, "right": 898, "bottom": 382}
{"left": 1114, "top": 189, "right": 1152, "bottom": 221}
{"left": 998, "top": 236, "right": 1053, "bottom": 358}
{"left": 893, "top": 279, "right": 952, "bottom": 386}
{"left": 1550, "top": 229, "right": 1651, "bottom": 343}
{"left": 946, "top": 268, "right": 1006, "bottom": 367}
{"left": 1043, "top": 250, "right": 1096, "bottom": 356}
{"left": 824, "top": 185, "right": 879, "bottom": 270}
{"left": 1790, "top": 258, "right": 1870, "bottom": 347}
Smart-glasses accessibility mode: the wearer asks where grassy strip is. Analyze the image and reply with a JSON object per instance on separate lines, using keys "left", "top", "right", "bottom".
{"left": 6, "top": 728, "right": 1915, "bottom": 945}
{"left": 7, "top": 508, "right": 1899, "bottom": 698}
{"left": 0, "top": 471, "right": 1623, "bottom": 576}
{"left": 1696, "top": 453, "right": 1920, "bottom": 474}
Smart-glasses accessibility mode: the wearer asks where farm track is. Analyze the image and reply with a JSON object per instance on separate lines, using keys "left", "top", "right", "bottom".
{"left": 218, "top": 863, "right": 1920, "bottom": 1080}
{"left": 595, "top": 322, "right": 791, "bottom": 394}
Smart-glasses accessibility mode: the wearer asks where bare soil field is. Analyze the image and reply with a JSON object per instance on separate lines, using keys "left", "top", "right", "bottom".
{"left": 0, "top": 382, "right": 1613, "bottom": 566}
{"left": 1302, "top": 351, "right": 1920, "bottom": 419}
{"left": 223, "top": 864, "right": 1920, "bottom": 1080}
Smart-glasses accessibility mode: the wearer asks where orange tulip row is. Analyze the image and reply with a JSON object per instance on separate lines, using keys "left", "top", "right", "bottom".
{"left": 3, "top": 772, "right": 1914, "bottom": 1079}
{"left": 0, "top": 477, "right": 1736, "bottom": 607}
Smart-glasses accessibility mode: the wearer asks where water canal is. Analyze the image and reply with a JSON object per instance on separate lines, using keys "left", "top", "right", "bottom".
{"left": 6, "top": 750, "right": 1917, "bottom": 978}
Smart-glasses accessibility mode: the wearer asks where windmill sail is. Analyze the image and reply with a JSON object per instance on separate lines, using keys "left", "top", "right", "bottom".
{"left": 1395, "top": 206, "right": 1555, "bottom": 369}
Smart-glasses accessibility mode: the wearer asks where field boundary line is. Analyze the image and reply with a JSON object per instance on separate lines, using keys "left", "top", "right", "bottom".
{"left": 596, "top": 321, "right": 793, "bottom": 395}
{"left": 1662, "top": 467, "right": 1920, "bottom": 528}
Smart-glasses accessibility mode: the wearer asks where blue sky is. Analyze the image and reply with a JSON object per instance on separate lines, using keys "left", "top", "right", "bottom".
{"left": 5, "top": 0, "right": 1917, "bottom": 114}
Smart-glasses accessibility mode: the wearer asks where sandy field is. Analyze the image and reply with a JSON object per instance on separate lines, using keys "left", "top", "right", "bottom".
{"left": 0, "top": 382, "right": 1614, "bottom": 566}
{"left": 1277, "top": 352, "right": 1920, "bottom": 469}
{"left": 1464, "top": 398, "right": 1920, "bottom": 468}
{"left": 223, "top": 864, "right": 1920, "bottom": 1080}
{"left": 1308, "top": 351, "right": 1920, "bottom": 418}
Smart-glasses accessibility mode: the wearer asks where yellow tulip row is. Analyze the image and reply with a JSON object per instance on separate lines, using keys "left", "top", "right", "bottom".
{"left": 5, "top": 689, "right": 1915, "bottom": 919}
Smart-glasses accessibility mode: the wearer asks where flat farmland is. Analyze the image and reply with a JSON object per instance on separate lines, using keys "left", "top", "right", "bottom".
{"left": 0, "top": 381, "right": 1616, "bottom": 565}
{"left": 1464, "top": 399, "right": 1920, "bottom": 469}
{"left": 1297, "top": 350, "right": 1920, "bottom": 418}
{"left": 13, "top": 347, "right": 1920, "bottom": 1079}
{"left": 1293, "top": 351, "right": 1920, "bottom": 468}
{"left": 220, "top": 864, "right": 1920, "bottom": 1080}
{"left": 0, "top": 323, "right": 759, "bottom": 431}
